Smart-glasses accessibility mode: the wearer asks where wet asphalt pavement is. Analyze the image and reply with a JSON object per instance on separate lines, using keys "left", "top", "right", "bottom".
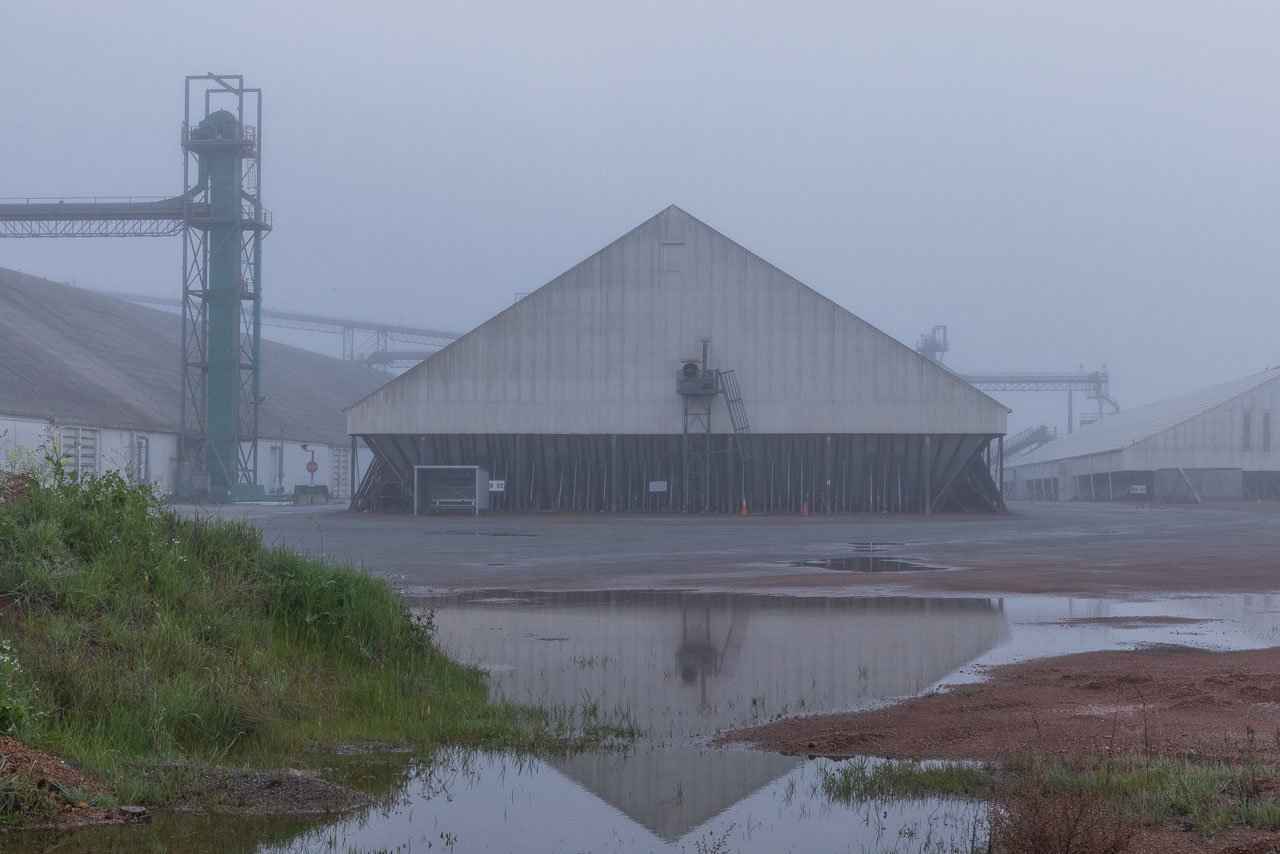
{"left": 199, "top": 500, "right": 1280, "bottom": 598}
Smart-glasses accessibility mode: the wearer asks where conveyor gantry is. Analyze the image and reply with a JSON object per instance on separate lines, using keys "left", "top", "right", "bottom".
{"left": 0, "top": 195, "right": 271, "bottom": 238}
{"left": 97, "top": 290, "right": 457, "bottom": 368}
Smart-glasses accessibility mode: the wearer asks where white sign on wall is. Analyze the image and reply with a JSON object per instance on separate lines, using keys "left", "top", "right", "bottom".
{"left": 489, "top": 480, "right": 506, "bottom": 492}
{"left": 649, "top": 481, "right": 668, "bottom": 493}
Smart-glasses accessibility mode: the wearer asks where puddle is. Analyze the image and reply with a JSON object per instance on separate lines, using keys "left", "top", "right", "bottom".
{"left": 792, "top": 556, "right": 941, "bottom": 572}
{"left": 791, "top": 541, "right": 937, "bottom": 572}
{"left": 284, "top": 752, "right": 984, "bottom": 853}
{"left": 28, "top": 590, "right": 1280, "bottom": 852}
{"left": 32, "top": 752, "right": 982, "bottom": 854}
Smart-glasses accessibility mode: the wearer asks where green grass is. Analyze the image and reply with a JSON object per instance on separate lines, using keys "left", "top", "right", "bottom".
{"left": 820, "top": 758, "right": 991, "bottom": 802}
{"left": 0, "top": 778, "right": 52, "bottom": 827}
{"left": 1004, "top": 754, "right": 1280, "bottom": 836}
{"left": 819, "top": 753, "right": 1280, "bottom": 838}
{"left": 0, "top": 472, "right": 629, "bottom": 805}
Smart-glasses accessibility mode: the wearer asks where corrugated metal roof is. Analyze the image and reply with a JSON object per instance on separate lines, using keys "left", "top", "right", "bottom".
{"left": 0, "top": 268, "right": 386, "bottom": 444}
{"left": 1012, "top": 369, "right": 1280, "bottom": 466}
{"left": 348, "top": 205, "right": 1009, "bottom": 437}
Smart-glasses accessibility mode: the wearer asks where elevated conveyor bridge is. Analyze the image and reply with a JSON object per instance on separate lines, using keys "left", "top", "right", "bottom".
{"left": 96, "top": 290, "right": 459, "bottom": 368}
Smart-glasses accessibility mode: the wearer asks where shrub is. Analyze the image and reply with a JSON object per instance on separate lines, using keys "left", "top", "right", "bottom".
{"left": 989, "top": 773, "right": 1137, "bottom": 854}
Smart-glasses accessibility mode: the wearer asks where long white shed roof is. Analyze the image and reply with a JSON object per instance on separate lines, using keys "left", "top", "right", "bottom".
{"left": 0, "top": 268, "right": 386, "bottom": 444}
{"left": 1013, "top": 369, "right": 1280, "bottom": 466}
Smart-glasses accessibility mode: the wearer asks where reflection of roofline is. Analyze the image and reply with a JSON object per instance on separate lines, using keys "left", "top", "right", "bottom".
{"left": 551, "top": 747, "right": 801, "bottom": 843}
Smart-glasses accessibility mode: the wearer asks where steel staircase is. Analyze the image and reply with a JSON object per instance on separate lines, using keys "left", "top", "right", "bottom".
{"left": 718, "top": 369, "right": 753, "bottom": 461}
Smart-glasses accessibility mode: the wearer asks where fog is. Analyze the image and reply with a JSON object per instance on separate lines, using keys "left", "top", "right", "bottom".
{"left": 4, "top": 1, "right": 1277, "bottom": 432}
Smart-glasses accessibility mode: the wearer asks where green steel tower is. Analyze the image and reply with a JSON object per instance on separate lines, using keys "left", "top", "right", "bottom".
{"left": 181, "top": 76, "right": 270, "bottom": 499}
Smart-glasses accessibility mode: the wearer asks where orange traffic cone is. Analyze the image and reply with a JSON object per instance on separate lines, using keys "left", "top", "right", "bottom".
{"left": 739, "top": 498, "right": 748, "bottom": 516}
{"left": 801, "top": 500, "right": 809, "bottom": 517}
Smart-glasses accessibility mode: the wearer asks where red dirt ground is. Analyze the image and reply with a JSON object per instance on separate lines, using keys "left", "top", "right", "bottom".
{"left": 0, "top": 735, "right": 127, "bottom": 830}
{"left": 722, "top": 645, "right": 1280, "bottom": 762}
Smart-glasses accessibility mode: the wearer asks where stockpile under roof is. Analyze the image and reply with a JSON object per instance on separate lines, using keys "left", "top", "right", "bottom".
{"left": 0, "top": 268, "right": 386, "bottom": 444}
{"left": 1014, "top": 369, "right": 1280, "bottom": 466}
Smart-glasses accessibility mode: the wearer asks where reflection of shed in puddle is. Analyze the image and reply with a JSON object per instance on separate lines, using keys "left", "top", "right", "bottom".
{"left": 554, "top": 746, "right": 800, "bottom": 843}
{"left": 426, "top": 591, "right": 1009, "bottom": 843}
{"left": 429, "top": 591, "right": 1009, "bottom": 735}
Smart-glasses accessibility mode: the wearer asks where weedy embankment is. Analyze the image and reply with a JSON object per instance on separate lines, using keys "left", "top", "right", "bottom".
{"left": 0, "top": 471, "right": 621, "bottom": 828}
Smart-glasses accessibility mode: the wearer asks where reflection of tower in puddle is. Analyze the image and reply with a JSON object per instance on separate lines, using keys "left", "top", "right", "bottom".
{"left": 676, "top": 600, "right": 746, "bottom": 710}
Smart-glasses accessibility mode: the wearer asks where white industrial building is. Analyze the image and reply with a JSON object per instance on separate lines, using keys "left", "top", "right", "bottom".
{"left": 1006, "top": 369, "right": 1280, "bottom": 502}
{"left": 347, "top": 206, "right": 1010, "bottom": 513}
{"left": 0, "top": 268, "right": 382, "bottom": 500}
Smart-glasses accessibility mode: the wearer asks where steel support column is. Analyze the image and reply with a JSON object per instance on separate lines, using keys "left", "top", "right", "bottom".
{"left": 682, "top": 395, "right": 713, "bottom": 512}
{"left": 923, "top": 435, "right": 932, "bottom": 514}
{"left": 997, "top": 436, "right": 1004, "bottom": 500}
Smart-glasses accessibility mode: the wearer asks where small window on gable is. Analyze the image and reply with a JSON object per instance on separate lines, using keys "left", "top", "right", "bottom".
{"left": 661, "top": 243, "right": 684, "bottom": 273}
{"left": 1243, "top": 411, "right": 1253, "bottom": 451}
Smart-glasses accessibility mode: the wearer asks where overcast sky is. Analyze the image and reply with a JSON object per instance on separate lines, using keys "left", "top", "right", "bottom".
{"left": 4, "top": 1, "right": 1277, "bottom": 432}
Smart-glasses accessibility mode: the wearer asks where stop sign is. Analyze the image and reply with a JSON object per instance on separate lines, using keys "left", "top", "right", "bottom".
{"left": 305, "top": 460, "right": 318, "bottom": 474}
